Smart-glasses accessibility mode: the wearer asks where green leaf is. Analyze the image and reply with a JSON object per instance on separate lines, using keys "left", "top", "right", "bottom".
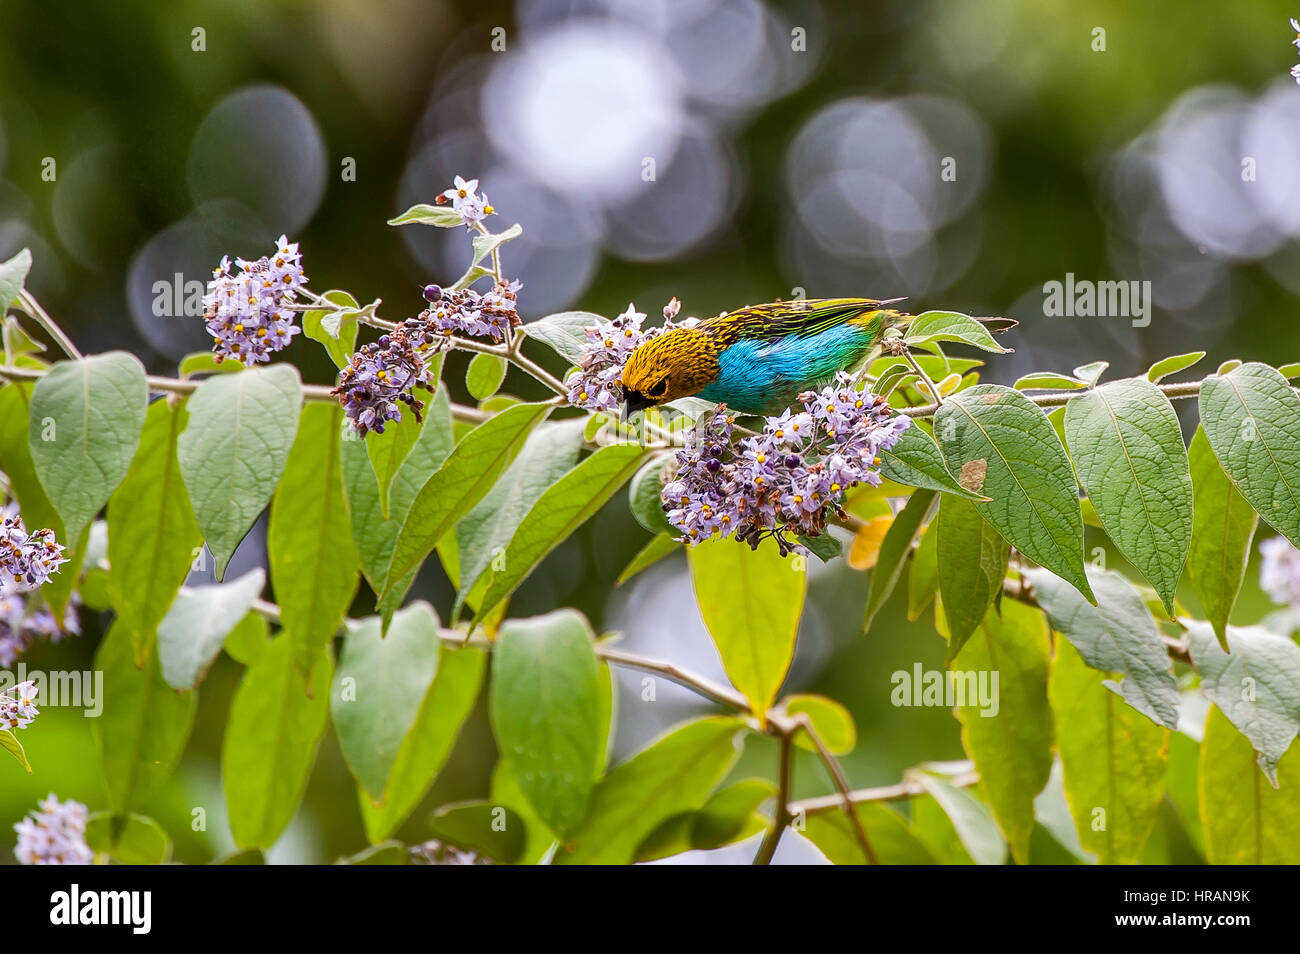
{"left": 387, "top": 203, "right": 463, "bottom": 228}
{"left": 785, "top": 693, "right": 856, "bottom": 754}
{"left": 688, "top": 537, "right": 806, "bottom": 721}
{"left": 521, "top": 311, "right": 605, "bottom": 364}
{"left": 0, "top": 247, "right": 32, "bottom": 307}
{"left": 223, "top": 636, "right": 332, "bottom": 850}
{"left": 950, "top": 600, "right": 1053, "bottom": 864}
{"left": 804, "top": 803, "right": 937, "bottom": 864}
{"left": 469, "top": 223, "right": 523, "bottom": 268}
{"left": 86, "top": 813, "right": 171, "bottom": 865}
{"left": 0, "top": 728, "right": 31, "bottom": 772}
{"left": 913, "top": 772, "right": 1006, "bottom": 865}
{"left": 107, "top": 398, "right": 203, "bottom": 663}
{"left": 2, "top": 315, "right": 46, "bottom": 361}
{"left": 1186, "top": 428, "right": 1258, "bottom": 648}
{"left": 937, "top": 494, "right": 1009, "bottom": 663}
{"left": 1146, "top": 351, "right": 1205, "bottom": 383}
{"left": 383, "top": 401, "right": 550, "bottom": 598}
{"left": 878, "top": 423, "right": 987, "bottom": 499}
{"left": 1025, "top": 566, "right": 1178, "bottom": 728}
{"left": 465, "top": 352, "right": 507, "bottom": 401}
{"left": 453, "top": 419, "right": 586, "bottom": 618}
{"left": 1199, "top": 362, "right": 1300, "bottom": 549}
{"left": 489, "top": 610, "right": 604, "bottom": 836}
{"left": 617, "top": 531, "right": 680, "bottom": 586}
{"left": 157, "top": 569, "right": 266, "bottom": 690}
{"left": 427, "top": 801, "right": 525, "bottom": 863}
{"left": 178, "top": 363, "right": 302, "bottom": 578}
{"left": 556, "top": 716, "right": 744, "bottom": 864}
{"left": 1278, "top": 362, "right": 1300, "bottom": 380}
{"left": 333, "top": 602, "right": 441, "bottom": 800}
{"left": 1186, "top": 621, "right": 1300, "bottom": 785}
{"left": 903, "top": 311, "right": 1011, "bottom": 353}
{"left": 907, "top": 517, "right": 940, "bottom": 620}
{"left": 0, "top": 384, "right": 80, "bottom": 615}
{"left": 359, "top": 643, "right": 486, "bottom": 843}
{"left": 1013, "top": 372, "right": 1087, "bottom": 391}
{"left": 302, "top": 290, "right": 361, "bottom": 369}
{"left": 267, "top": 403, "right": 359, "bottom": 670}
{"left": 341, "top": 385, "right": 454, "bottom": 595}
{"left": 490, "top": 759, "right": 559, "bottom": 864}
{"left": 1063, "top": 377, "right": 1192, "bottom": 615}
{"left": 864, "top": 489, "right": 934, "bottom": 629}
{"left": 636, "top": 779, "right": 773, "bottom": 860}
{"left": 30, "top": 352, "right": 148, "bottom": 542}
{"left": 628, "top": 455, "right": 675, "bottom": 535}
{"left": 93, "top": 623, "right": 197, "bottom": 813}
{"left": 1073, "top": 361, "right": 1109, "bottom": 386}
{"left": 178, "top": 351, "right": 243, "bottom": 378}
{"left": 1050, "top": 639, "right": 1169, "bottom": 864}
{"left": 474, "top": 443, "right": 646, "bottom": 623}
{"left": 935, "top": 384, "right": 1094, "bottom": 602}
{"left": 1198, "top": 704, "right": 1300, "bottom": 864}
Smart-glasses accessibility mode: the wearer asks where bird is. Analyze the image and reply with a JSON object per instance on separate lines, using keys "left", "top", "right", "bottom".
{"left": 621, "top": 297, "right": 1013, "bottom": 416}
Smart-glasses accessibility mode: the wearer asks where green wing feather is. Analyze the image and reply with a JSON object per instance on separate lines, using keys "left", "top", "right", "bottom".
{"left": 705, "top": 298, "right": 904, "bottom": 344}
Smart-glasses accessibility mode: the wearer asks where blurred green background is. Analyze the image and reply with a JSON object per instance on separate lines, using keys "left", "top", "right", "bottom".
{"left": 1, "top": 0, "right": 1298, "bottom": 862}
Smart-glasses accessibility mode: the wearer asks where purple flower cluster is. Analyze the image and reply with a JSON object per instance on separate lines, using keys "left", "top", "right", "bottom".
{"left": 0, "top": 583, "right": 80, "bottom": 667}
{"left": 332, "top": 328, "right": 434, "bottom": 437}
{"left": 410, "top": 839, "right": 493, "bottom": 865}
{"left": 662, "top": 373, "right": 910, "bottom": 554}
{"left": 0, "top": 679, "right": 38, "bottom": 732}
{"left": 203, "top": 236, "right": 308, "bottom": 366}
{"left": 420, "top": 280, "right": 522, "bottom": 343}
{"left": 0, "top": 510, "right": 68, "bottom": 588}
{"left": 436, "top": 175, "right": 496, "bottom": 230}
{"left": 567, "top": 303, "right": 672, "bottom": 413}
{"left": 1260, "top": 536, "right": 1300, "bottom": 609}
{"left": 13, "top": 794, "right": 93, "bottom": 866}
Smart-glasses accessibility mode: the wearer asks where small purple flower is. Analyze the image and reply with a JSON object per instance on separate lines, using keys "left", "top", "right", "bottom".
{"left": 0, "top": 510, "right": 69, "bottom": 589}
{"left": 437, "top": 176, "right": 497, "bottom": 231}
{"left": 332, "top": 328, "right": 433, "bottom": 437}
{"left": 13, "top": 795, "right": 93, "bottom": 865}
{"left": 417, "top": 281, "right": 521, "bottom": 343}
{"left": 662, "top": 374, "right": 909, "bottom": 554}
{"left": 567, "top": 303, "right": 680, "bottom": 413}
{"left": 203, "top": 236, "right": 308, "bottom": 366}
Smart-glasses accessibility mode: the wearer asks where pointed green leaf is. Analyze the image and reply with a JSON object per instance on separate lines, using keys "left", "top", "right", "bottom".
{"left": 1050, "top": 639, "right": 1169, "bottom": 863}
{"left": 359, "top": 643, "right": 486, "bottom": 843}
{"left": 1064, "top": 377, "right": 1192, "bottom": 614}
{"left": 1024, "top": 566, "right": 1178, "bottom": 728}
{"left": 302, "top": 290, "right": 360, "bottom": 369}
{"left": 387, "top": 203, "right": 463, "bottom": 228}
{"left": 785, "top": 694, "right": 856, "bottom": 755}
{"left": 108, "top": 398, "right": 202, "bottom": 662}
{"left": 0, "top": 728, "right": 31, "bottom": 773}
{"left": 907, "top": 517, "right": 939, "bottom": 620}
{"left": 688, "top": 537, "right": 806, "bottom": 720}
{"left": 86, "top": 813, "right": 171, "bottom": 865}
{"left": 30, "top": 352, "right": 148, "bottom": 542}
{"left": 935, "top": 384, "right": 1094, "bottom": 602}
{"left": 0, "top": 247, "right": 32, "bottom": 307}
{"left": 93, "top": 623, "right": 197, "bottom": 813}
{"left": 879, "top": 423, "right": 986, "bottom": 498}
{"left": 157, "top": 569, "right": 266, "bottom": 690}
{"left": 1013, "top": 372, "right": 1087, "bottom": 391}
{"left": 804, "top": 803, "right": 938, "bottom": 864}
{"left": 267, "top": 403, "right": 358, "bottom": 669}
{"left": 1147, "top": 351, "right": 1205, "bottom": 384}
{"left": 428, "top": 801, "right": 526, "bottom": 863}
{"left": 913, "top": 772, "right": 1006, "bottom": 865}
{"left": 1199, "top": 362, "right": 1300, "bottom": 549}
{"left": 521, "top": 310, "right": 606, "bottom": 364}
{"left": 465, "top": 352, "right": 507, "bottom": 400}
{"left": 489, "top": 610, "right": 604, "bottom": 836}
{"left": 383, "top": 401, "right": 550, "bottom": 598}
{"left": 333, "top": 602, "right": 441, "bottom": 800}
{"left": 937, "top": 494, "right": 1008, "bottom": 663}
{"left": 1186, "top": 621, "right": 1300, "bottom": 784}
{"left": 469, "top": 223, "right": 523, "bottom": 268}
{"left": 1187, "top": 427, "right": 1257, "bottom": 647}
{"left": 556, "top": 716, "right": 744, "bottom": 865}
{"left": 903, "top": 311, "right": 1011, "bottom": 353}
{"left": 222, "top": 636, "right": 332, "bottom": 850}
{"left": 178, "top": 363, "right": 302, "bottom": 578}
{"left": 950, "top": 600, "right": 1053, "bottom": 864}
{"left": 864, "top": 489, "right": 935, "bottom": 629}
{"left": 475, "top": 444, "right": 646, "bottom": 623}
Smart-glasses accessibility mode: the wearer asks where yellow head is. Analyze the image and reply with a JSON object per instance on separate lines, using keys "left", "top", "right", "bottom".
{"left": 621, "top": 327, "right": 720, "bottom": 411}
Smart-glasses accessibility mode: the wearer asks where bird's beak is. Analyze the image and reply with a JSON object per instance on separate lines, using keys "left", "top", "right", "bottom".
{"left": 624, "top": 391, "right": 652, "bottom": 414}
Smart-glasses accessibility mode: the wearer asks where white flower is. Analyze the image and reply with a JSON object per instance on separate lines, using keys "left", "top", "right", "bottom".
{"left": 13, "top": 795, "right": 93, "bottom": 865}
{"left": 1291, "top": 18, "right": 1300, "bottom": 48}
{"left": 1291, "top": 63, "right": 1300, "bottom": 86}
{"left": 441, "top": 175, "right": 481, "bottom": 210}
{"left": 1261, "top": 536, "right": 1300, "bottom": 608}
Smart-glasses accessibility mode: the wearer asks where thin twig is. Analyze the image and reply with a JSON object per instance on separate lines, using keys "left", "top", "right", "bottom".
{"left": 595, "top": 645, "right": 751, "bottom": 713}
{"left": 789, "top": 770, "right": 980, "bottom": 816}
{"left": 790, "top": 713, "right": 877, "bottom": 864}
{"left": 16, "top": 291, "right": 81, "bottom": 360}
{"left": 752, "top": 730, "right": 793, "bottom": 865}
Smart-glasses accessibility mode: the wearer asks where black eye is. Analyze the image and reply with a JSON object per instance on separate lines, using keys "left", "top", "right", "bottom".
{"left": 646, "top": 379, "right": 668, "bottom": 397}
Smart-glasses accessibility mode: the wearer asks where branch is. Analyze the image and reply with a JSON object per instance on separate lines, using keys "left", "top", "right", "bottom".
{"left": 898, "top": 379, "right": 1213, "bottom": 419}
{"left": 752, "top": 730, "right": 793, "bottom": 865}
{"left": 790, "top": 713, "right": 877, "bottom": 864}
{"left": 789, "top": 770, "right": 979, "bottom": 816}
{"left": 16, "top": 291, "right": 82, "bottom": 360}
